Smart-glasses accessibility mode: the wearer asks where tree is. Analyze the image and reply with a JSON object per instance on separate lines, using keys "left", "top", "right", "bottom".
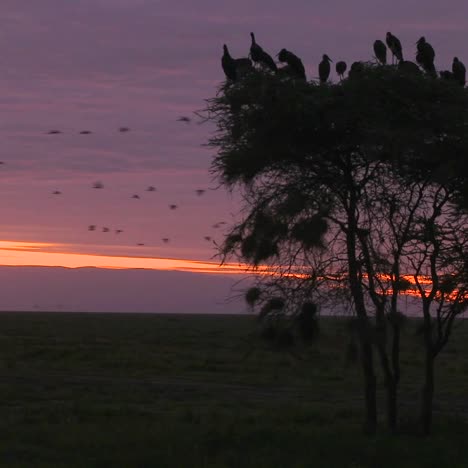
{"left": 205, "top": 61, "right": 468, "bottom": 434}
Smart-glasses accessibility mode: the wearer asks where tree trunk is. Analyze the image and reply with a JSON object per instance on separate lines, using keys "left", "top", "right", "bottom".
{"left": 387, "top": 379, "right": 397, "bottom": 433}
{"left": 421, "top": 349, "right": 435, "bottom": 435}
{"left": 360, "top": 336, "right": 377, "bottom": 434}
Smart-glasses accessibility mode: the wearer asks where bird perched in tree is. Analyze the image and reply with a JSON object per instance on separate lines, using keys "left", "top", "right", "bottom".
{"left": 452, "top": 57, "right": 466, "bottom": 86}
{"left": 373, "top": 40, "right": 387, "bottom": 65}
{"left": 147, "top": 186, "right": 156, "bottom": 192}
{"left": 195, "top": 189, "right": 205, "bottom": 196}
{"left": 277, "top": 48, "right": 306, "bottom": 79}
{"left": 132, "top": 194, "right": 140, "bottom": 199}
{"left": 52, "top": 190, "right": 61, "bottom": 195}
{"left": 416, "top": 37, "right": 436, "bottom": 76}
{"left": 386, "top": 32, "right": 403, "bottom": 63}
{"left": 335, "top": 61, "right": 347, "bottom": 80}
{"left": 93, "top": 181, "right": 104, "bottom": 189}
{"left": 318, "top": 55, "right": 332, "bottom": 83}
{"left": 440, "top": 70, "right": 454, "bottom": 81}
{"left": 398, "top": 60, "right": 422, "bottom": 75}
{"left": 169, "top": 204, "right": 178, "bottom": 210}
{"left": 222, "top": 44, "right": 237, "bottom": 81}
{"left": 348, "top": 61, "right": 364, "bottom": 79}
{"left": 249, "top": 32, "right": 277, "bottom": 72}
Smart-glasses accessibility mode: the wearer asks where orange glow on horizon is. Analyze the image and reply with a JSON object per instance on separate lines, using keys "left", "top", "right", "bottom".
{"left": 0, "top": 240, "right": 250, "bottom": 275}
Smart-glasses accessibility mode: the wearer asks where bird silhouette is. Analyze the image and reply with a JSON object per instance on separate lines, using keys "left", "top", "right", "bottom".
{"left": 335, "top": 61, "right": 347, "bottom": 80}
{"left": 162, "top": 238, "right": 170, "bottom": 243}
{"left": 277, "top": 48, "right": 306, "bottom": 79}
{"left": 195, "top": 189, "right": 205, "bottom": 196}
{"left": 47, "top": 130, "right": 61, "bottom": 134}
{"left": 177, "top": 116, "right": 191, "bottom": 123}
{"left": 416, "top": 37, "right": 436, "bottom": 76}
{"left": 398, "top": 60, "right": 422, "bottom": 75}
{"left": 118, "top": 127, "right": 130, "bottom": 132}
{"left": 386, "top": 32, "right": 403, "bottom": 63}
{"left": 147, "top": 186, "right": 156, "bottom": 192}
{"left": 52, "top": 190, "right": 62, "bottom": 195}
{"left": 88, "top": 225, "right": 96, "bottom": 231}
{"left": 222, "top": 44, "right": 237, "bottom": 81}
{"left": 373, "top": 40, "right": 387, "bottom": 65}
{"left": 102, "top": 227, "right": 110, "bottom": 233}
{"left": 452, "top": 57, "right": 466, "bottom": 86}
{"left": 93, "top": 181, "right": 104, "bottom": 189}
{"left": 79, "top": 130, "right": 92, "bottom": 134}
{"left": 319, "top": 55, "right": 332, "bottom": 83}
{"left": 250, "top": 33, "right": 277, "bottom": 72}
{"left": 137, "top": 243, "right": 145, "bottom": 246}
{"left": 169, "top": 204, "right": 178, "bottom": 210}
{"left": 115, "top": 229, "right": 123, "bottom": 234}
{"left": 132, "top": 194, "right": 140, "bottom": 199}
{"left": 204, "top": 236, "right": 212, "bottom": 241}
{"left": 0, "top": 161, "right": 4, "bottom": 165}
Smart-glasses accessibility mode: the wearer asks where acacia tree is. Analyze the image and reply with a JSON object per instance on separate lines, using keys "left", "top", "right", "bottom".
{"left": 205, "top": 61, "right": 468, "bottom": 434}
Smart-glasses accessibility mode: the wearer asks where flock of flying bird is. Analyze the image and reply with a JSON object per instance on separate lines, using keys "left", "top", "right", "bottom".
{"left": 40, "top": 125, "right": 223, "bottom": 247}
{"left": 222, "top": 32, "right": 466, "bottom": 86}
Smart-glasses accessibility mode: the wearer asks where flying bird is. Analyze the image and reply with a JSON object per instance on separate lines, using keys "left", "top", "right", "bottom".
{"left": 416, "top": 37, "right": 436, "bottom": 76}
{"left": 115, "top": 229, "right": 123, "bottom": 234}
{"left": 177, "top": 116, "right": 191, "bottom": 123}
{"left": 132, "top": 194, "right": 140, "bottom": 199}
{"left": 93, "top": 181, "right": 104, "bottom": 189}
{"left": 79, "top": 130, "right": 92, "bottom": 134}
{"left": 88, "top": 225, "right": 96, "bottom": 231}
{"left": 169, "top": 204, "right": 178, "bottom": 210}
{"left": 373, "top": 40, "right": 387, "bottom": 65}
{"left": 162, "top": 238, "right": 170, "bottom": 243}
{"left": 277, "top": 48, "right": 306, "bottom": 79}
{"left": 249, "top": 32, "right": 277, "bottom": 72}
{"left": 52, "top": 190, "right": 62, "bottom": 195}
{"left": 452, "top": 57, "right": 466, "bottom": 86}
{"left": 319, "top": 55, "right": 332, "bottom": 83}
{"left": 335, "top": 61, "right": 347, "bottom": 80}
{"left": 386, "top": 32, "right": 403, "bottom": 63}
{"left": 204, "top": 236, "right": 212, "bottom": 241}
{"left": 195, "top": 189, "right": 205, "bottom": 196}
{"left": 47, "top": 130, "right": 62, "bottom": 134}
{"left": 137, "top": 243, "right": 145, "bottom": 246}
{"left": 118, "top": 127, "right": 130, "bottom": 133}
{"left": 102, "top": 227, "right": 110, "bottom": 233}
{"left": 147, "top": 186, "right": 156, "bottom": 192}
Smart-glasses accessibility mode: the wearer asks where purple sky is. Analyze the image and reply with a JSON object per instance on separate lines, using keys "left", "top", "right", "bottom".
{"left": 1, "top": 0, "right": 467, "bottom": 312}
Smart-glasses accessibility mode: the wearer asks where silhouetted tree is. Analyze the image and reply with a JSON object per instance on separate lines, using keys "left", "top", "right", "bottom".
{"left": 205, "top": 57, "right": 468, "bottom": 434}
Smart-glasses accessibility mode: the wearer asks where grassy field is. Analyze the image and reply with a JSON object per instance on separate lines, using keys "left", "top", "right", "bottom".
{"left": 0, "top": 312, "right": 467, "bottom": 467}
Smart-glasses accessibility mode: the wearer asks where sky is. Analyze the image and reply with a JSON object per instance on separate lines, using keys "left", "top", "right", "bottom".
{"left": 1, "top": 0, "right": 467, "bottom": 312}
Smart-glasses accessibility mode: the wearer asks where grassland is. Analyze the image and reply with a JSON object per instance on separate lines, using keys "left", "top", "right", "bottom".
{"left": 0, "top": 312, "right": 467, "bottom": 467}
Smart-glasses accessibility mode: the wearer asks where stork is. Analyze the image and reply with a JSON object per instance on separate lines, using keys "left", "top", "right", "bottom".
{"left": 416, "top": 37, "right": 436, "bottom": 76}
{"left": 319, "top": 55, "right": 332, "bottom": 83}
{"left": 335, "top": 61, "right": 347, "bottom": 80}
{"left": 386, "top": 32, "right": 403, "bottom": 63}
{"left": 373, "top": 40, "right": 387, "bottom": 65}
{"left": 452, "top": 57, "right": 466, "bottom": 86}
{"left": 250, "top": 32, "right": 277, "bottom": 72}
{"left": 277, "top": 48, "right": 306, "bottom": 79}
{"left": 222, "top": 44, "right": 237, "bottom": 81}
